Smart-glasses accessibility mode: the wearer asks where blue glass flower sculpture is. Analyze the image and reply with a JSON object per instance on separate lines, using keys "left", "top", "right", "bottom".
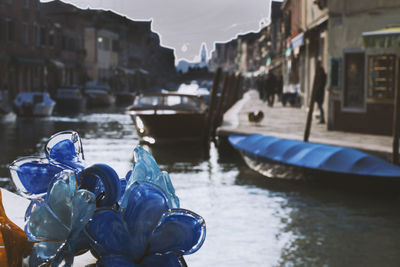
{"left": 25, "top": 170, "right": 96, "bottom": 267}
{"left": 9, "top": 131, "right": 122, "bottom": 207}
{"left": 9, "top": 131, "right": 206, "bottom": 266}
{"left": 85, "top": 147, "right": 206, "bottom": 267}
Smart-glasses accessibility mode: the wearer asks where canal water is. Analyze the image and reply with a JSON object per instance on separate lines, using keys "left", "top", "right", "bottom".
{"left": 1, "top": 109, "right": 400, "bottom": 266}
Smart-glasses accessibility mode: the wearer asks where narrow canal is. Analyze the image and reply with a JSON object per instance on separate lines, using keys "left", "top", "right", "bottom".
{"left": 1, "top": 109, "right": 400, "bottom": 266}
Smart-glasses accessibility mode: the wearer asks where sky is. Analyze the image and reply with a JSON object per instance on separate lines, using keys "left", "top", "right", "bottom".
{"left": 48, "top": 0, "right": 273, "bottom": 64}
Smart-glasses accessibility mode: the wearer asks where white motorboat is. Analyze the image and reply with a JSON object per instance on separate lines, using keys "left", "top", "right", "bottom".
{"left": 13, "top": 92, "right": 56, "bottom": 117}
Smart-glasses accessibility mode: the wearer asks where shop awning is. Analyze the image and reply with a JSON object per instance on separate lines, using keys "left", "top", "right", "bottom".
{"left": 362, "top": 27, "right": 400, "bottom": 37}
{"left": 51, "top": 59, "right": 65, "bottom": 68}
{"left": 15, "top": 56, "right": 44, "bottom": 65}
{"left": 291, "top": 33, "right": 304, "bottom": 50}
{"left": 116, "top": 66, "right": 136, "bottom": 75}
{"left": 362, "top": 27, "right": 400, "bottom": 48}
{"left": 135, "top": 68, "right": 149, "bottom": 75}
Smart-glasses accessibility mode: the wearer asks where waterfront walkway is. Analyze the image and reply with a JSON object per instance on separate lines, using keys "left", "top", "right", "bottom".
{"left": 217, "top": 90, "right": 394, "bottom": 159}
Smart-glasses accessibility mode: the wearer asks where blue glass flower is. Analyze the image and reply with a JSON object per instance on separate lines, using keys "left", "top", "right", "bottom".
{"left": 44, "top": 131, "right": 85, "bottom": 171}
{"left": 9, "top": 131, "right": 122, "bottom": 207}
{"left": 25, "top": 170, "right": 96, "bottom": 267}
{"left": 86, "top": 184, "right": 206, "bottom": 266}
{"left": 126, "top": 146, "right": 180, "bottom": 209}
{"left": 9, "top": 131, "right": 85, "bottom": 199}
{"left": 85, "top": 146, "right": 206, "bottom": 266}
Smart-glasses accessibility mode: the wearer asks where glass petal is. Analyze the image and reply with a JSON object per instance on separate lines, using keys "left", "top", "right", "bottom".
{"left": 79, "top": 164, "right": 121, "bottom": 207}
{"left": 98, "top": 255, "right": 138, "bottom": 267}
{"left": 128, "top": 146, "right": 179, "bottom": 209}
{"left": 46, "top": 176, "right": 74, "bottom": 229}
{"left": 127, "top": 146, "right": 160, "bottom": 189}
{"left": 25, "top": 199, "right": 70, "bottom": 242}
{"left": 120, "top": 183, "right": 169, "bottom": 261}
{"left": 9, "top": 157, "right": 63, "bottom": 198}
{"left": 29, "top": 240, "right": 64, "bottom": 265}
{"left": 120, "top": 178, "right": 127, "bottom": 196}
{"left": 85, "top": 209, "right": 132, "bottom": 257}
{"left": 148, "top": 209, "right": 206, "bottom": 256}
{"left": 153, "top": 171, "right": 180, "bottom": 208}
{"left": 45, "top": 131, "right": 85, "bottom": 169}
{"left": 70, "top": 189, "right": 96, "bottom": 237}
{"left": 141, "top": 253, "right": 183, "bottom": 267}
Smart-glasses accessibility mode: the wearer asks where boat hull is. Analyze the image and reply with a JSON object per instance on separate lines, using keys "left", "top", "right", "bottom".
{"left": 131, "top": 112, "right": 206, "bottom": 142}
{"left": 240, "top": 152, "right": 400, "bottom": 192}
{"left": 229, "top": 134, "right": 400, "bottom": 192}
{"left": 86, "top": 94, "right": 115, "bottom": 108}
{"left": 14, "top": 103, "right": 55, "bottom": 117}
{"left": 55, "top": 98, "right": 86, "bottom": 114}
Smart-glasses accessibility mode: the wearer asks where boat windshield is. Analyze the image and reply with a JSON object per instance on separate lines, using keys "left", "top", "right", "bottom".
{"left": 135, "top": 94, "right": 203, "bottom": 110}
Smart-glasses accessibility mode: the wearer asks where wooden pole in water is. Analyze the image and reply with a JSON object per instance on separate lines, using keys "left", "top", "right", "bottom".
{"left": 392, "top": 62, "right": 400, "bottom": 164}
{"left": 227, "top": 73, "right": 242, "bottom": 110}
{"left": 213, "top": 73, "right": 230, "bottom": 137}
{"left": 304, "top": 83, "right": 317, "bottom": 142}
{"left": 204, "top": 68, "right": 222, "bottom": 144}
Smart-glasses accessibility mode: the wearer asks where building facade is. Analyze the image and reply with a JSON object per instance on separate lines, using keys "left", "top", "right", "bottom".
{"left": 0, "top": 0, "right": 47, "bottom": 99}
{"left": 327, "top": 0, "right": 400, "bottom": 135}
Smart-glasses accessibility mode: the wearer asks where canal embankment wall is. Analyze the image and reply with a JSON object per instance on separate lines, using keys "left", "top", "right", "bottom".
{"left": 217, "top": 90, "right": 394, "bottom": 161}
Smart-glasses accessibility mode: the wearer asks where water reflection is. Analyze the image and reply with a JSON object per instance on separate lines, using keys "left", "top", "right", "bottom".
{"left": 235, "top": 167, "right": 400, "bottom": 266}
{"left": 1, "top": 111, "right": 400, "bottom": 266}
{"left": 141, "top": 141, "right": 209, "bottom": 168}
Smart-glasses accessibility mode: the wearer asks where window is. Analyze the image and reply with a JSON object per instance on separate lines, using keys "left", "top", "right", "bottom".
{"left": 62, "top": 35, "right": 67, "bottom": 50}
{"left": 22, "top": 23, "right": 29, "bottom": 45}
{"left": 97, "top": 36, "right": 110, "bottom": 50}
{"left": 368, "top": 55, "right": 395, "bottom": 99}
{"left": 329, "top": 57, "right": 342, "bottom": 89}
{"left": 0, "top": 19, "right": 4, "bottom": 41}
{"left": 23, "top": 0, "right": 29, "bottom": 8}
{"left": 68, "top": 37, "right": 75, "bottom": 51}
{"left": 343, "top": 52, "right": 365, "bottom": 109}
{"left": 34, "top": 24, "right": 40, "bottom": 46}
{"left": 112, "top": 39, "right": 119, "bottom": 52}
{"left": 48, "top": 30, "right": 54, "bottom": 47}
{"left": 40, "top": 26, "right": 46, "bottom": 46}
{"left": 34, "top": 0, "right": 40, "bottom": 9}
{"left": 6, "top": 19, "right": 14, "bottom": 42}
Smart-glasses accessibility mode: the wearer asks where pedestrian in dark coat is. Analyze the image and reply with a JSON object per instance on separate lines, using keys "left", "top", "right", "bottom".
{"left": 265, "top": 72, "right": 277, "bottom": 107}
{"left": 313, "top": 61, "right": 327, "bottom": 123}
{"left": 256, "top": 76, "right": 265, "bottom": 101}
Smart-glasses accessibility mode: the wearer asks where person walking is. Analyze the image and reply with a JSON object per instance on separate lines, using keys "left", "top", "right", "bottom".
{"left": 313, "top": 61, "right": 327, "bottom": 124}
{"left": 256, "top": 76, "right": 265, "bottom": 101}
{"left": 265, "top": 71, "right": 277, "bottom": 107}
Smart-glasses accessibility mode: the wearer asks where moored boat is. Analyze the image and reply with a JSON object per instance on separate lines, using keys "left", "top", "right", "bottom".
{"left": 13, "top": 92, "right": 55, "bottom": 117}
{"left": 229, "top": 134, "right": 400, "bottom": 190}
{"left": 84, "top": 81, "right": 115, "bottom": 108}
{"left": 115, "top": 91, "right": 136, "bottom": 106}
{"left": 54, "top": 87, "right": 86, "bottom": 114}
{"left": 126, "top": 92, "right": 207, "bottom": 143}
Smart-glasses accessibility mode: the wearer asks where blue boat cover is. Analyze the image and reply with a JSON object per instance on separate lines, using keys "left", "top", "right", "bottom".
{"left": 229, "top": 134, "right": 400, "bottom": 178}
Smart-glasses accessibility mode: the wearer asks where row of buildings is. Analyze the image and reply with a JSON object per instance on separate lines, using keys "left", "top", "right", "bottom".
{"left": 209, "top": 0, "right": 400, "bottom": 136}
{"left": 0, "top": 0, "right": 175, "bottom": 104}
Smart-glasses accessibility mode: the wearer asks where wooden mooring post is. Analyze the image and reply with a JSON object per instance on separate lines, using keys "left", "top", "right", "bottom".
{"left": 213, "top": 73, "right": 231, "bottom": 139}
{"left": 304, "top": 83, "right": 317, "bottom": 142}
{"left": 392, "top": 65, "right": 400, "bottom": 164}
{"left": 204, "top": 68, "right": 222, "bottom": 145}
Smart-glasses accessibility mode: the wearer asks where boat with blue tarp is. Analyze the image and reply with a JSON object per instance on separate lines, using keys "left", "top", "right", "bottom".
{"left": 229, "top": 134, "right": 400, "bottom": 190}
